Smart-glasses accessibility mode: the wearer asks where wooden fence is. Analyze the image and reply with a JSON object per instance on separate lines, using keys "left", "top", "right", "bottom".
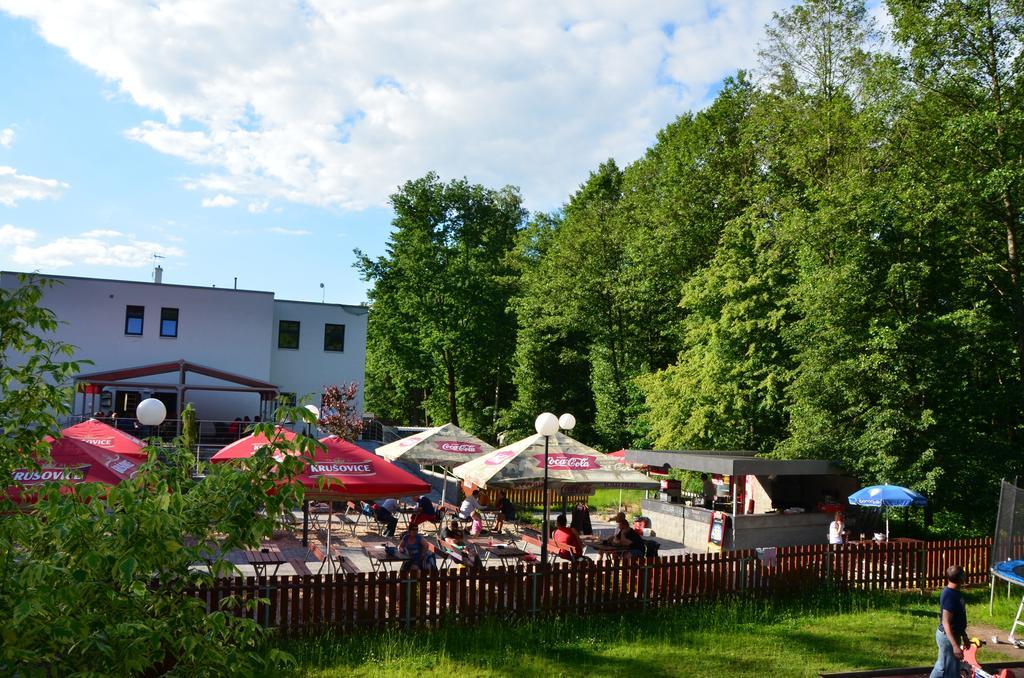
{"left": 188, "top": 537, "right": 992, "bottom": 635}
{"left": 475, "top": 487, "right": 590, "bottom": 510}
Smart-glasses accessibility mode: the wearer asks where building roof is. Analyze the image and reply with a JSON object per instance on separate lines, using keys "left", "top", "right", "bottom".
{"left": 2, "top": 271, "right": 368, "bottom": 309}
{"left": 623, "top": 449, "right": 844, "bottom": 476}
{"left": 1, "top": 270, "right": 274, "bottom": 296}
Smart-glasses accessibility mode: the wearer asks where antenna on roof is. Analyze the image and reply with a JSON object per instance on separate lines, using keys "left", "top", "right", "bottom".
{"left": 151, "top": 253, "right": 165, "bottom": 284}
{"left": 320, "top": 282, "right": 325, "bottom": 303}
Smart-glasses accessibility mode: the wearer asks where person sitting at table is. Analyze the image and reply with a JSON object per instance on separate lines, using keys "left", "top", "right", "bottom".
{"left": 376, "top": 497, "right": 400, "bottom": 537}
{"left": 397, "top": 524, "right": 435, "bottom": 573}
{"left": 410, "top": 494, "right": 439, "bottom": 528}
{"left": 469, "top": 509, "right": 485, "bottom": 536}
{"left": 459, "top": 488, "right": 482, "bottom": 520}
{"left": 440, "top": 519, "right": 483, "bottom": 569}
{"left": 493, "top": 491, "right": 516, "bottom": 533}
{"left": 607, "top": 512, "right": 645, "bottom": 559}
{"left": 552, "top": 514, "right": 589, "bottom": 562}
{"left": 440, "top": 519, "right": 464, "bottom": 542}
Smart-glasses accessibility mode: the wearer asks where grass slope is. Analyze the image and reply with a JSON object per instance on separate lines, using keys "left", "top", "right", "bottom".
{"left": 283, "top": 588, "right": 1024, "bottom": 677}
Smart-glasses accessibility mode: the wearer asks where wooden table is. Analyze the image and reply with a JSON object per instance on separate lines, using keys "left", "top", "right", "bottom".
{"left": 318, "top": 548, "right": 359, "bottom": 575}
{"left": 481, "top": 543, "right": 529, "bottom": 567}
{"left": 465, "top": 535, "right": 517, "bottom": 547}
{"left": 363, "top": 544, "right": 410, "bottom": 573}
{"left": 587, "top": 541, "right": 634, "bottom": 560}
{"left": 243, "top": 546, "right": 286, "bottom": 577}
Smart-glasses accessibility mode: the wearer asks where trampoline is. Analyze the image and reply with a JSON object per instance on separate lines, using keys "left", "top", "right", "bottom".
{"left": 993, "top": 560, "right": 1024, "bottom": 587}
{"left": 990, "top": 480, "right": 1024, "bottom": 643}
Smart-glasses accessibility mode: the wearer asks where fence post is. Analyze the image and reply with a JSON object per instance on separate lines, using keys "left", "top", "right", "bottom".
{"left": 642, "top": 563, "right": 649, "bottom": 611}
{"left": 529, "top": 567, "right": 538, "bottom": 618}
{"left": 824, "top": 547, "right": 833, "bottom": 590}
{"left": 918, "top": 543, "right": 926, "bottom": 594}
{"left": 402, "top": 575, "right": 413, "bottom": 630}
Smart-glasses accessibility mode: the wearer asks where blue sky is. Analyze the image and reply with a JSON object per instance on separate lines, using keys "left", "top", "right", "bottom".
{"left": 0, "top": 1, "right": 793, "bottom": 303}
{"left": 0, "top": 13, "right": 392, "bottom": 303}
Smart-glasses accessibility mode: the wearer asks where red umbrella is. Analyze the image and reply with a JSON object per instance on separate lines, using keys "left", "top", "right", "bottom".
{"left": 302, "top": 436, "right": 430, "bottom": 499}
{"left": 61, "top": 418, "right": 147, "bottom": 458}
{"left": 209, "top": 426, "right": 298, "bottom": 463}
{"left": 296, "top": 436, "right": 430, "bottom": 555}
{"left": 8, "top": 437, "right": 141, "bottom": 504}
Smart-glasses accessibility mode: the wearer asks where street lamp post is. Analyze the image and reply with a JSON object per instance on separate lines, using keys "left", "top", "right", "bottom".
{"left": 534, "top": 411, "right": 575, "bottom": 565}
{"left": 136, "top": 397, "right": 167, "bottom": 439}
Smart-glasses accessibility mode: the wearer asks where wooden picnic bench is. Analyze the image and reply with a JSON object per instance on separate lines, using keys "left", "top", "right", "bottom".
{"left": 243, "top": 546, "right": 286, "bottom": 577}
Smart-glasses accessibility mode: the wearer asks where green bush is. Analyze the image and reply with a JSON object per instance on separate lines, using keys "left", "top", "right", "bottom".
{"left": 0, "top": 276, "right": 312, "bottom": 675}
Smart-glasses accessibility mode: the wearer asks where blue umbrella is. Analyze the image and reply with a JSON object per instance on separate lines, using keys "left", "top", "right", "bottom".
{"left": 848, "top": 485, "right": 927, "bottom": 539}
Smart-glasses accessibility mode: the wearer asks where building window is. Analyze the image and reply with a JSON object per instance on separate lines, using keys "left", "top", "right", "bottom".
{"left": 324, "top": 323, "right": 345, "bottom": 352}
{"left": 160, "top": 307, "right": 178, "bottom": 337}
{"left": 278, "top": 320, "right": 300, "bottom": 349}
{"left": 125, "top": 305, "right": 144, "bottom": 336}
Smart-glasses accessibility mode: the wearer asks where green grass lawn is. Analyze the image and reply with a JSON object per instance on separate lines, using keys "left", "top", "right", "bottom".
{"left": 281, "top": 587, "right": 1024, "bottom": 677}
{"left": 588, "top": 488, "right": 644, "bottom": 515}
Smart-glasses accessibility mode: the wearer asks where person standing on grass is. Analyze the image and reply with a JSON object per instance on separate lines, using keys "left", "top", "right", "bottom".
{"left": 930, "top": 565, "right": 968, "bottom": 678}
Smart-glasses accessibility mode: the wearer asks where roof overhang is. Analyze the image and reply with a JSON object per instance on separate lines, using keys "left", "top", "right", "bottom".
{"left": 623, "top": 449, "right": 844, "bottom": 476}
{"left": 74, "top": 359, "right": 279, "bottom": 399}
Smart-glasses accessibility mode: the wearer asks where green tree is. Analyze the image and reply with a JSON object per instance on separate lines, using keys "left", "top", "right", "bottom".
{"left": 357, "top": 173, "right": 525, "bottom": 437}
{"left": 0, "top": 275, "right": 312, "bottom": 674}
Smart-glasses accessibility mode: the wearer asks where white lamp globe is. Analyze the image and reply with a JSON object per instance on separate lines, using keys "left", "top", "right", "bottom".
{"left": 136, "top": 398, "right": 167, "bottom": 426}
{"left": 305, "top": 404, "right": 320, "bottom": 418}
{"left": 558, "top": 413, "right": 576, "bottom": 431}
{"left": 534, "top": 412, "right": 559, "bottom": 436}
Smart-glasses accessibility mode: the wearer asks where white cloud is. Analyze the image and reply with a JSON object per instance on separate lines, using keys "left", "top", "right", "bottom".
{"left": 0, "top": 223, "right": 36, "bottom": 246}
{"left": 0, "top": 166, "right": 68, "bottom": 206}
{"left": 267, "top": 226, "right": 310, "bottom": 236}
{"left": 0, "top": 128, "right": 14, "bottom": 149}
{"left": 247, "top": 200, "right": 269, "bottom": 214}
{"left": 4, "top": 227, "right": 183, "bottom": 268}
{"left": 0, "top": 1, "right": 790, "bottom": 210}
{"left": 80, "top": 228, "right": 125, "bottom": 238}
{"left": 201, "top": 193, "right": 237, "bottom": 207}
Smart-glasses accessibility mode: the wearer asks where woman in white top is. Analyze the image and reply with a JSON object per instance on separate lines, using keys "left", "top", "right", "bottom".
{"left": 828, "top": 512, "right": 845, "bottom": 545}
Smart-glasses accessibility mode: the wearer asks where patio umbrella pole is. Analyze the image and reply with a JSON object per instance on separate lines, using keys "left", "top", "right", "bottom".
{"left": 541, "top": 434, "right": 550, "bottom": 565}
{"left": 440, "top": 466, "right": 448, "bottom": 509}
{"left": 302, "top": 500, "right": 309, "bottom": 547}
{"left": 326, "top": 503, "right": 332, "bottom": 571}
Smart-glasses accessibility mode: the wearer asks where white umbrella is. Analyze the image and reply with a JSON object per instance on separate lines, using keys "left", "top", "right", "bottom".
{"left": 451, "top": 431, "right": 659, "bottom": 491}
{"left": 376, "top": 422, "right": 494, "bottom": 506}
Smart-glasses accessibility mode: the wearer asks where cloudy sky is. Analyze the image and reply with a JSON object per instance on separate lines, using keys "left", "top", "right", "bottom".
{"left": 0, "top": 0, "right": 792, "bottom": 303}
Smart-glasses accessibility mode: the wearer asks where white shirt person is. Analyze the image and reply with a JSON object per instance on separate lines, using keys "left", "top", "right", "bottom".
{"left": 828, "top": 512, "right": 846, "bottom": 545}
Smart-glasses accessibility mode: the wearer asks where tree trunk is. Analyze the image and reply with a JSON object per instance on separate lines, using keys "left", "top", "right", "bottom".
{"left": 443, "top": 349, "right": 459, "bottom": 426}
{"left": 983, "top": 5, "right": 1024, "bottom": 387}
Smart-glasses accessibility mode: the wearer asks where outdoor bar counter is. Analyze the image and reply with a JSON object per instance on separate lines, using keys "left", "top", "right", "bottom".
{"left": 626, "top": 450, "right": 858, "bottom": 552}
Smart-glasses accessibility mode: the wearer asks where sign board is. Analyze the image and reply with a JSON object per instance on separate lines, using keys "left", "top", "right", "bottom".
{"left": 707, "top": 510, "right": 727, "bottom": 553}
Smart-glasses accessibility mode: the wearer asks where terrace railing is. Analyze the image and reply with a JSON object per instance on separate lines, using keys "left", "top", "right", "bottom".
{"left": 187, "top": 536, "right": 992, "bottom": 634}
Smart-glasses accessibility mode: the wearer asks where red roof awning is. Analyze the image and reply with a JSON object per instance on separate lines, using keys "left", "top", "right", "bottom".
{"left": 61, "top": 418, "right": 147, "bottom": 458}
{"left": 75, "top": 359, "right": 279, "bottom": 399}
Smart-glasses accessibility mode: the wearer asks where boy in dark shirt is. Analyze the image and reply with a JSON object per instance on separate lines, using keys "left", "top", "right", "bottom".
{"left": 930, "top": 565, "right": 967, "bottom": 678}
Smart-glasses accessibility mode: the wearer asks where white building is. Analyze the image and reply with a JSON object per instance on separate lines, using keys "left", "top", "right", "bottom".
{"left": 0, "top": 270, "right": 368, "bottom": 428}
